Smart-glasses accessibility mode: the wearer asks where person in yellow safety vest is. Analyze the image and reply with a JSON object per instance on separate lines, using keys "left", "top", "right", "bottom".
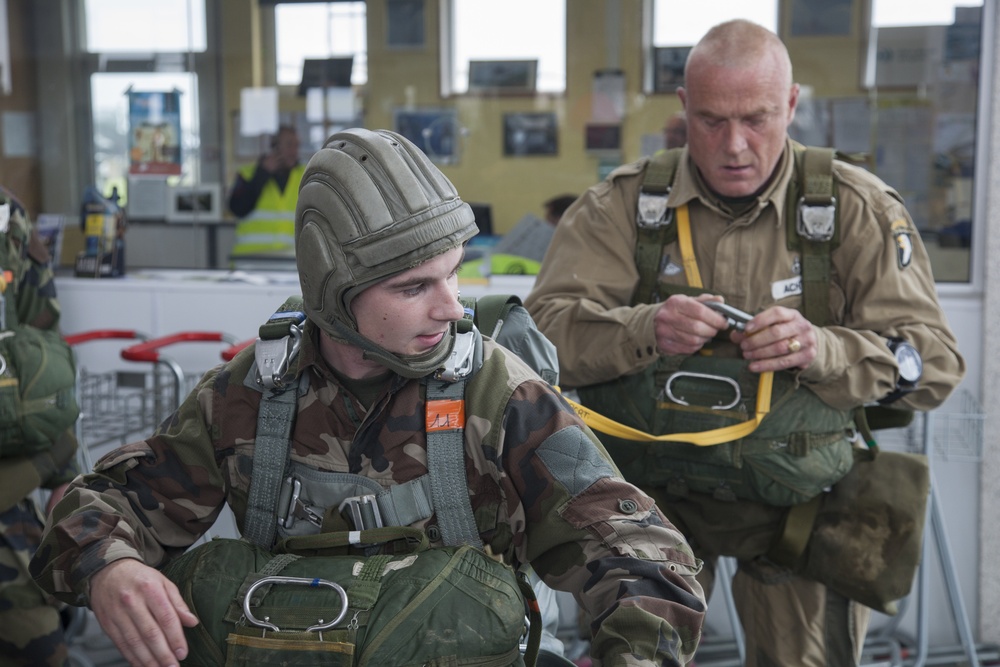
{"left": 228, "top": 124, "right": 304, "bottom": 258}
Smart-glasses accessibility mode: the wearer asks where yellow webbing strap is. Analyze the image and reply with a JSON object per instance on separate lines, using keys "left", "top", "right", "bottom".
{"left": 562, "top": 372, "right": 772, "bottom": 446}
{"left": 565, "top": 203, "right": 775, "bottom": 446}
{"left": 676, "top": 204, "right": 703, "bottom": 288}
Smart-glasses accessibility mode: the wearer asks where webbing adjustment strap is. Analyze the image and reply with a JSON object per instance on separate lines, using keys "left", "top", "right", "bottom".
{"left": 244, "top": 373, "right": 310, "bottom": 549}
{"left": 563, "top": 371, "right": 773, "bottom": 445}
{"left": 786, "top": 145, "right": 837, "bottom": 327}
{"left": 425, "top": 372, "right": 482, "bottom": 548}
{"left": 766, "top": 492, "right": 823, "bottom": 567}
{"left": 634, "top": 148, "right": 684, "bottom": 303}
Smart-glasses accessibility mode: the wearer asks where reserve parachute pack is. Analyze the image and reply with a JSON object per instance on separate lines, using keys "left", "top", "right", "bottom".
{"left": 0, "top": 196, "right": 79, "bottom": 460}
{"left": 576, "top": 143, "right": 859, "bottom": 507}
{"left": 573, "top": 144, "right": 927, "bottom": 615}
{"left": 164, "top": 294, "right": 567, "bottom": 667}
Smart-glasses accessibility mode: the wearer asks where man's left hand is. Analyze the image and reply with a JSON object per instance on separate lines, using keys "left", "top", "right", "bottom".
{"left": 732, "top": 306, "right": 817, "bottom": 372}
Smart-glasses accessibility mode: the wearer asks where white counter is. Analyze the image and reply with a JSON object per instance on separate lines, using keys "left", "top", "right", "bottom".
{"left": 56, "top": 269, "right": 537, "bottom": 376}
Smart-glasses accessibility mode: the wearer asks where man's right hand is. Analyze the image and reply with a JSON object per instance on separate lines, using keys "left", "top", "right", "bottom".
{"left": 90, "top": 559, "right": 199, "bottom": 667}
{"left": 259, "top": 149, "right": 282, "bottom": 173}
{"left": 653, "top": 294, "right": 733, "bottom": 355}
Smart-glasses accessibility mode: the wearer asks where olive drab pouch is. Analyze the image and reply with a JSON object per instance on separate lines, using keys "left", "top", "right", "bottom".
{"left": 577, "top": 355, "right": 856, "bottom": 506}
{"left": 769, "top": 449, "right": 931, "bottom": 616}
{"left": 163, "top": 527, "right": 529, "bottom": 667}
{"left": 1, "top": 197, "right": 80, "bottom": 459}
{"left": 0, "top": 325, "right": 79, "bottom": 458}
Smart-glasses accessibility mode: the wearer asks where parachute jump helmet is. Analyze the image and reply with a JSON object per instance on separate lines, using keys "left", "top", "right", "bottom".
{"left": 295, "top": 128, "right": 478, "bottom": 377}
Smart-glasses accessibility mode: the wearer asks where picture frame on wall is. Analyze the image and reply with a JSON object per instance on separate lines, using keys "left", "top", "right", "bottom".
{"left": 394, "top": 108, "right": 460, "bottom": 164}
{"left": 503, "top": 112, "right": 558, "bottom": 157}
{"left": 652, "top": 46, "right": 690, "bottom": 93}
{"left": 468, "top": 60, "right": 538, "bottom": 94}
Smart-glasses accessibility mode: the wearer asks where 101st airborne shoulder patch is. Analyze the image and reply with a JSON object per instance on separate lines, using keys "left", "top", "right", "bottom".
{"left": 890, "top": 218, "right": 914, "bottom": 269}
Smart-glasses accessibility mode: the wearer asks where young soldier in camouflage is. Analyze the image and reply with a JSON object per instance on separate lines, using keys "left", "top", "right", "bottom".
{"left": 0, "top": 188, "right": 79, "bottom": 666}
{"left": 31, "top": 129, "right": 706, "bottom": 667}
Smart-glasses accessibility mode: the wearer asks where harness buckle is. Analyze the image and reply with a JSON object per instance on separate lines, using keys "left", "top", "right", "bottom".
{"left": 255, "top": 324, "right": 303, "bottom": 391}
{"left": 637, "top": 192, "right": 673, "bottom": 229}
{"left": 664, "top": 371, "right": 742, "bottom": 410}
{"left": 277, "top": 476, "right": 323, "bottom": 530}
{"left": 339, "top": 494, "right": 384, "bottom": 531}
{"left": 797, "top": 197, "right": 837, "bottom": 242}
{"left": 436, "top": 330, "right": 475, "bottom": 382}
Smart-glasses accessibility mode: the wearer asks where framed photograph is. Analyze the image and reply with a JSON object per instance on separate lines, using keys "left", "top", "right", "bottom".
{"left": 503, "top": 112, "right": 558, "bottom": 157}
{"left": 166, "top": 183, "right": 222, "bottom": 223}
{"left": 394, "top": 108, "right": 460, "bottom": 164}
{"left": 585, "top": 123, "right": 621, "bottom": 152}
{"left": 652, "top": 47, "right": 690, "bottom": 93}
{"left": 468, "top": 60, "right": 537, "bottom": 94}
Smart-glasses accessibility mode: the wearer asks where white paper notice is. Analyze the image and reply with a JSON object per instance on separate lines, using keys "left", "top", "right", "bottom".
{"left": 240, "top": 88, "right": 279, "bottom": 136}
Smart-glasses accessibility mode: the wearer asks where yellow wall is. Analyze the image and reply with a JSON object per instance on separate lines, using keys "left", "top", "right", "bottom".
{"left": 215, "top": 0, "right": 869, "bottom": 235}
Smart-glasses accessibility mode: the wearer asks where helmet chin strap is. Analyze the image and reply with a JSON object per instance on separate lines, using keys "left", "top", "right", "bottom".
{"left": 326, "top": 318, "right": 456, "bottom": 379}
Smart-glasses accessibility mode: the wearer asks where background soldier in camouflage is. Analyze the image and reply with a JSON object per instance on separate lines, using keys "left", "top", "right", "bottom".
{"left": 0, "top": 187, "right": 79, "bottom": 666}
{"left": 31, "top": 129, "right": 706, "bottom": 667}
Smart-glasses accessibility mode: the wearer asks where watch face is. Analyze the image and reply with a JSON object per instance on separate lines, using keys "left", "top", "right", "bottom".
{"left": 896, "top": 343, "right": 923, "bottom": 383}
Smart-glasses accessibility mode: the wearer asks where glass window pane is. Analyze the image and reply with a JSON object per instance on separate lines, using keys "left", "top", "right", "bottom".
{"left": 84, "top": 0, "right": 206, "bottom": 53}
{"left": 451, "top": 0, "right": 565, "bottom": 94}
{"left": 275, "top": 2, "right": 368, "bottom": 86}
{"left": 868, "top": 0, "right": 982, "bottom": 282}
{"left": 653, "top": 0, "right": 777, "bottom": 46}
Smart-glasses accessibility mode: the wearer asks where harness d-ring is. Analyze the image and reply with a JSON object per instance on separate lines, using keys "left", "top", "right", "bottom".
{"left": 664, "top": 371, "right": 742, "bottom": 410}
{"left": 243, "top": 575, "right": 349, "bottom": 633}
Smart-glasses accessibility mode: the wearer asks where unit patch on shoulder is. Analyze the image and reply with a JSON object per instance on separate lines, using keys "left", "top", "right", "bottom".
{"left": 890, "top": 218, "right": 914, "bottom": 269}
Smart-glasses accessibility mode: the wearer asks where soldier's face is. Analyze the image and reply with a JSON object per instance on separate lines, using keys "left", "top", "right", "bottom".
{"left": 679, "top": 52, "right": 798, "bottom": 198}
{"left": 352, "top": 246, "right": 466, "bottom": 358}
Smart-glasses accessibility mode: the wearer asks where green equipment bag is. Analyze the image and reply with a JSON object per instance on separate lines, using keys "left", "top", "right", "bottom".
{"left": 578, "top": 355, "right": 856, "bottom": 506}
{"left": 163, "top": 527, "right": 529, "bottom": 667}
{"left": 0, "top": 325, "right": 79, "bottom": 458}
{"left": 768, "top": 449, "right": 931, "bottom": 616}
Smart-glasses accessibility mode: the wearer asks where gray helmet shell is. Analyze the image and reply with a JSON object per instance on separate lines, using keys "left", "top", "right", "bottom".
{"left": 296, "top": 128, "right": 477, "bottom": 341}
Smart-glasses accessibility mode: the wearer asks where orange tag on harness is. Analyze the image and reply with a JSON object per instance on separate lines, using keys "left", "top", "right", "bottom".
{"left": 426, "top": 399, "right": 465, "bottom": 432}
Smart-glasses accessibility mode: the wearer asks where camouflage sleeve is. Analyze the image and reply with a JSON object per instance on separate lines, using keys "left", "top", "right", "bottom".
{"left": 501, "top": 381, "right": 706, "bottom": 666}
{"left": 7, "top": 202, "right": 62, "bottom": 331}
{"left": 29, "top": 368, "right": 227, "bottom": 605}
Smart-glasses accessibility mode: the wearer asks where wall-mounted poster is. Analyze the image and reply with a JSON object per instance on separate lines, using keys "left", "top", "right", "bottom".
{"left": 503, "top": 112, "right": 558, "bottom": 156}
{"left": 394, "top": 108, "right": 460, "bottom": 164}
{"left": 128, "top": 89, "right": 182, "bottom": 176}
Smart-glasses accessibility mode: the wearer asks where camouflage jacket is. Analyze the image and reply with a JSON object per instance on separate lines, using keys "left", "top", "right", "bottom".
{"left": 31, "top": 322, "right": 706, "bottom": 666}
{"left": 0, "top": 190, "right": 78, "bottom": 492}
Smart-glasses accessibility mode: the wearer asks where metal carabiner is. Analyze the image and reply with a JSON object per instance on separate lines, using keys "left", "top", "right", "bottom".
{"left": 243, "top": 575, "right": 349, "bottom": 633}
{"left": 664, "top": 371, "right": 742, "bottom": 410}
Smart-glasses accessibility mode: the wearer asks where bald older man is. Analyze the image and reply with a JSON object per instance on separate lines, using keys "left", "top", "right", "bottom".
{"left": 527, "top": 19, "right": 964, "bottom": 667}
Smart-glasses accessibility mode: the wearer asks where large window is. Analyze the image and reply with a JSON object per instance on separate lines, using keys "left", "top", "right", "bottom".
{"left": 443, "top": 0, "right": 566, "bottom": 95}
{"left": 84, "top": 0, "right": 207, "bottom": 202}
{"left": 275, "top": 2, "right": 367, "bottom": 87}
{"left": 84, "top": 0, "right": 206, "bottom": 53}
{"left": 651, "top": 0, "right": 777, "bottom": 46}
{"left": 867, "top": 0, "right": 983, "bottom": 282}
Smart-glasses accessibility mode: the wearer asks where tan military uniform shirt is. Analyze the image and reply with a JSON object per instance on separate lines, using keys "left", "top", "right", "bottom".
{"left": 526, "top": 139, "right": 964, "bottom": 411}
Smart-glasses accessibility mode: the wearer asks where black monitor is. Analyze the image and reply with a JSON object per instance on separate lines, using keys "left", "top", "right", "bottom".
{"left": 468, "top": 203, "right": 493, "bottom": 236}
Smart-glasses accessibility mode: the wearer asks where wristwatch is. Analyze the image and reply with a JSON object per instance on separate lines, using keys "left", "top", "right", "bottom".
{"left": 878, "top": 337, "right": 923, "bottom": 405}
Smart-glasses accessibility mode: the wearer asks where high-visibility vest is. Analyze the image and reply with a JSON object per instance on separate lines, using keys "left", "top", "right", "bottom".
{"left": 230, "top": 163, "right": 305, "bottom": 257}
